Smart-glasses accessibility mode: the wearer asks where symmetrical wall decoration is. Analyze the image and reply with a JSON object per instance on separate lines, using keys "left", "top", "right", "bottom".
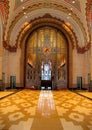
{"left": 25, "top": 26, "right": 67, "bottom": 88}
{"left": 1, "top": 1, "right": 91, "bottom": 54}
{"left": 3, "top": 2, "right": 88, "bottom": 53}
{"left": 14, "top": 0, "right": 81, "bottom": 11}
{"left": 19, "top": 15, "right": 76, "bottom": 50}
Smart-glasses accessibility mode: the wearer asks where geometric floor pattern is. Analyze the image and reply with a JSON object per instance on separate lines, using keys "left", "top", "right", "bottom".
{"left": 0, "top": 89, "right": 92, "bottom": 130}
{"left": 53, "top": 90, "right": 92, "bottom": 130}
{"left": 0, "top": 89, "right": 17, "bottom": 99}
{"left": 74, "top": 90, "right": 92, "bottom": 100}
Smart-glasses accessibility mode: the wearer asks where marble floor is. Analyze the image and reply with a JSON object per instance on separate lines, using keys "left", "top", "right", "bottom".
{"left": 0, "top": 89, "right": 92, "bottom": 130}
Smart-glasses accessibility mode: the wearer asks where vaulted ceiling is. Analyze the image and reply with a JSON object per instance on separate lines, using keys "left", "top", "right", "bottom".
{"left": 0, "top": 0, "right": 92, "bottom": 53}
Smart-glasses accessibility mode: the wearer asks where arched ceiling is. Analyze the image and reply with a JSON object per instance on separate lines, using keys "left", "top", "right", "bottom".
{"left": 0, "top": 0, "right": 92, "bottom": 53}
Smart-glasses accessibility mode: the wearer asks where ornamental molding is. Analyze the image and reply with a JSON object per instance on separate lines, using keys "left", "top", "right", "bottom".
{"left": 18, "top": 14, "right": 76, "bottom": 50}
{"left": 3, "top": 2, "right": 90, "bottom": 53}
{"left": 86, "top": 0, "right": 92, "bottom": 39}
{"left": 0, "top": 0, "right": 9, "bottom": 38}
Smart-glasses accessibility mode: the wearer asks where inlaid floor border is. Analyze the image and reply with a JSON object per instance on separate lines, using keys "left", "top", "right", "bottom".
{"left": 0, "top": 89, "right": 22, "bottom": 100}
{"left": 71, "top": 90, "right": 92, "bottom": 100}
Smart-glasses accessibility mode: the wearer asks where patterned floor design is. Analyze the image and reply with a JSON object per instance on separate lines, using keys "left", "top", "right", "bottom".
{"left": 0, "top": 89, "right": 92, "bottom": 130}
{"left": 74, "top": 90, "right": 92, "bottom": 100}
{"left": 53, "top": 90, "right": 92, "bottom": 130}
{"left": 0, "top": 91, "right": 14, "bottom": 99}
{"left": 0, "top": 89, "right": 21, "bottom": 99}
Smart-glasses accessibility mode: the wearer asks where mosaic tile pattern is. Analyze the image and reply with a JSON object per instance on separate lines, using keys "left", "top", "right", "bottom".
{"left": 0, "top": 90, "right": 40, "bottom": 130}
{"left": 0, "top": 90, "right": 92, "bottom": 130}
{"left": 53, "top": 90, "right": 92, "bottom": 130}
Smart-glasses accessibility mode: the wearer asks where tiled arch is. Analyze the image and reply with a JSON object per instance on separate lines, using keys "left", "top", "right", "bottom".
{"left": 3, "top": 2, "right": 88, "bottom": 53}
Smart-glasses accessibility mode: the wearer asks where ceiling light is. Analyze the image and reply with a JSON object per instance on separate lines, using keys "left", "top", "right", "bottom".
{"left": 24, "top": 12, "right": 26, "bottom": 15}
{"left": 72, "top": 0, "right": 75, "bottom": 3}
{"left": 20, "top": 0, "right": 24, "bottom": 2}
{"left": 69, "top": 13, "right": 71, "bottom": 16}
{"left": 22, "top": 6, "right": 25, "bottom": 9}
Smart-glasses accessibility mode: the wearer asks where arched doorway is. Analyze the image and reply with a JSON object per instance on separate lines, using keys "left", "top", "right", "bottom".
{"left": 19, "top": 16, "right": 74, "bottom": 89}
{"left": 25, "top": 26, "right": 68, "bottom": 90}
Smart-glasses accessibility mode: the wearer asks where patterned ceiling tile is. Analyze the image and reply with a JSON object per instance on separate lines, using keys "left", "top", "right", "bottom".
{"left": 14, "top": 0, "right": 28, "bottom": 9}
{"left": 14, "top": 0, "right": 81, "bottom": 11}
{"left": 64, "top": 0, "right": 81, "bottom": 11}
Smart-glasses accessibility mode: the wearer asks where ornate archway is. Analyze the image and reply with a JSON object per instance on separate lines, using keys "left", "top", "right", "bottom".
{"left": 19, "top": 15, "right": 74, "bottom": 89}
{"left": 25, "top": 26, "right": 67, "bottom": 90}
